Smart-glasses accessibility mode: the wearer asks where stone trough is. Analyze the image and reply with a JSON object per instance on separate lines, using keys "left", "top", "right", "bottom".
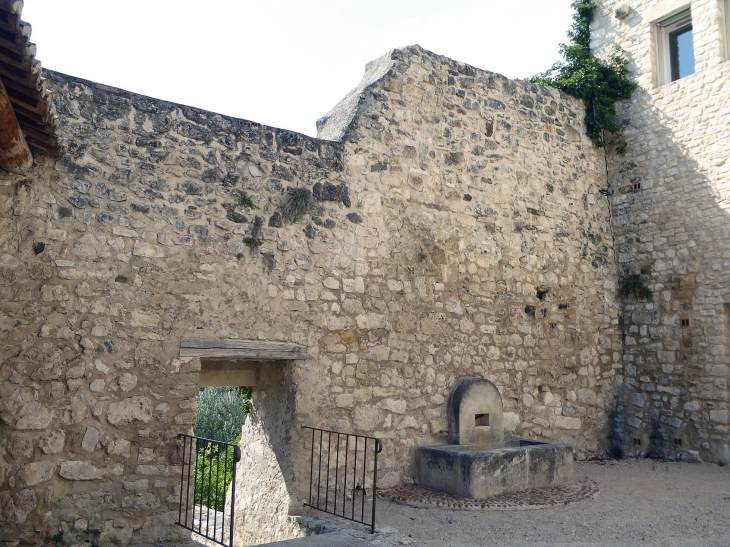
{"left": 417, "top": 378, "right": 574, "bottom": 498}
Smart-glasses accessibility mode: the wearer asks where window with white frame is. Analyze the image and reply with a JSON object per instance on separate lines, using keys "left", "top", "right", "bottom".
{"left": 657, "top": 8, "right": 695, "bottom": 84}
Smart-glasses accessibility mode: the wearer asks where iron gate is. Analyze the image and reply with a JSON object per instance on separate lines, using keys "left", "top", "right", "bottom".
{"left": 176, "top": 433, "right": 241, "bottom": 547}
{"left": 302, "top": 426, "right": 383, "bottom": 534}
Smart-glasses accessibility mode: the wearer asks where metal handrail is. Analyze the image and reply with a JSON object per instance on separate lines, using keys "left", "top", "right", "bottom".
{"left": 175, "top": 433, "right": 241, "bottom": 547}
{"left": 302, "top": 426, "right": 383, "bottom": 534}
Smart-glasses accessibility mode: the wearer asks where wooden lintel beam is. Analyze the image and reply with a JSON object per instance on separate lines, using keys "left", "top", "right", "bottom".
{"left": 0, "top": 74, "right": 31, "bottom": 172}
{"left": 180, "top": 338, "right": 308, "bottom": 360}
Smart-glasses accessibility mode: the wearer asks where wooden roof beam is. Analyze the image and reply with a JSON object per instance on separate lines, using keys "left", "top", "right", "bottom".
{"left": 0, "top": 74, "right": 31, "bottom": 172}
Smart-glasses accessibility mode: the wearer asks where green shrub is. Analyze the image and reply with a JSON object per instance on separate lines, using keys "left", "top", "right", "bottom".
{"left": 192, "top": 387, "right": 250, "bottom": 510}
{"left": 529, "top": 0, "right": 636, "bottom": 152}
{"left": 193, "top": 387, "right": 247, "bottom": 443}
{"left": 193, "top": 442, "right": 238, "bottom": 511}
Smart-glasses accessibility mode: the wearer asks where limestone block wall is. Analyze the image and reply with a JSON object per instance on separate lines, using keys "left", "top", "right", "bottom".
{"left": 593, "top": 0, "right": 730, "bottom": 463}
{"left": 0, "top": 45, "right": 621, "bottom": 546}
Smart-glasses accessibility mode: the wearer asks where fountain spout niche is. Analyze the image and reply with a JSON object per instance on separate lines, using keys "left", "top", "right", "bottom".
{"left": 417, "top": 378, "right": 574, "bottom": 498}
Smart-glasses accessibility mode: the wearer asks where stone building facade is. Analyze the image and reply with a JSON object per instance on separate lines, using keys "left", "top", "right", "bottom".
{"left": 592, "top": 0, "right": 730, "bottom": 465}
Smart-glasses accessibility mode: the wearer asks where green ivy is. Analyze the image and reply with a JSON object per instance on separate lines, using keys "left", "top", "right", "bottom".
{"left": 530, "top": 0, "right": 636, "bottom": 153}
{"left": 619, "top": 274, "right": 653, "bottom": 302}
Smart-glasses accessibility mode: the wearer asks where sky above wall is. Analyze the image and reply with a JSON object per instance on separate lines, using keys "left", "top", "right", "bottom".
{"left": 24, "top": 0, "right": 574, "bottom": 137}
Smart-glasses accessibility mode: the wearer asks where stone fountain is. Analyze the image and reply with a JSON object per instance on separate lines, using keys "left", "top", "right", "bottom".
{"left": 417, "top": 378, "right": 574, "bottom": 498}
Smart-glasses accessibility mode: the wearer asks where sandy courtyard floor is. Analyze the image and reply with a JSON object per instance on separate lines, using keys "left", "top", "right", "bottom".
{"left": 375, "top": 459, "right": 730, "bottom": 547}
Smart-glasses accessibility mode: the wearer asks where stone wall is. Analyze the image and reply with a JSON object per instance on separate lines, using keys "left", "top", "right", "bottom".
{"left": 0, "top": 45, "right": 621, "bottom": 546}
{"left": 592, "top": 0, "right": 730, "bottom": 463}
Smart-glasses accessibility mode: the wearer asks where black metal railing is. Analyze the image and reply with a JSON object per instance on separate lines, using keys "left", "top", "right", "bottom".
{"left": 176, "top": 433, "right": 241, "bottom": 547}
{"left": 302, "top": 426, "right": 382, "bottom": 534}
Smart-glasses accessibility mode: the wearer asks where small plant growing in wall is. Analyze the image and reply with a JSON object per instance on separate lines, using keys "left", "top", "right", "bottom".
{"left": 280, "top": 187, "right": 312, "bottom": 223}
{"left": 530, "top": 0, "right": 636, "bottom": 153}
{"left": 45, "top": 531, "right": 64, "bottom": 546}
{"left": 243, "top": 216, "right": 264, "bottom": 254}
{"left": 619, "top": 274, "right": 653, "bottom": 302}
{"left": 234, "top": 190, "right": 257, "bottom": 210}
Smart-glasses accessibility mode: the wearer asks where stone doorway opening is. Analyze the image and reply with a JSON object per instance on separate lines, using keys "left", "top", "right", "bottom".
{"left": 179, "top": 338, "right": 308, "bottom": 546}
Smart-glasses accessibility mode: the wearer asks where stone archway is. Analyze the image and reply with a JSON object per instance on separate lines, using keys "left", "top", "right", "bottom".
{"left": 180, "top": 338, "right": 308, "bottom": 546}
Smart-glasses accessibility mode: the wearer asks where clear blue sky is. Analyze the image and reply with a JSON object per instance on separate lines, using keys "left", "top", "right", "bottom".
{"left": 24, "top": 1, "right": 574, "bottom": 136}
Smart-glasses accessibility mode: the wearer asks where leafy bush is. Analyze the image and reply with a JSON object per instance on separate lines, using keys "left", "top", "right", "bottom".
{"left": 192, "top": 387, "right": 250, "bottom": 510}
{"left": 193, "top": 441, "right": 238, "bottom": 511}
{"left": 193, "top": 387, "right": 247, "bottom": 443}
{"left": 530, "top": 0, "right": 636, "bottom": 152}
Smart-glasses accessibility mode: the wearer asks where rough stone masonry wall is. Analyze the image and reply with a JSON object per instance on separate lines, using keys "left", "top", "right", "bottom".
{"left": 281, "top": 44, "right": 621, "bottom": 532}
{"left": 0, "top": 70, "right": 346, "bottom": 546}
{"left": 592, "top": 0, "right": 730, "bottom": 464}
{"left": 0, "top": 45, "right": 620, "bottom": 547}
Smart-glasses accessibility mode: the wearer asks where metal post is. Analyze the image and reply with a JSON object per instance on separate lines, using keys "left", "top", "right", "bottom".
{"left": 352, "top": 437, "right": 358, "bottom": 520}
{"left": 221, "top": 443, "right": 228, "bottom": 544}
{"left": 342, "top": 435, "right": 349, "bottom": 517}
{"left": 361, "top": 438, "right": 367, "bottom": 523}
{"left": 325, "top": 431, "right": 331, "bottom": 511}
{"left": 308, "top": 428, "right": 315, "bottom": 506}
{"left": 230, "top": 445, "right": 241, "bottom": 547}
{"left": 186, "top": 435, "right": 194, "bottom": 528}
{"left": 178, "top": 435, "right": 186, "bottom": 525}
{"left": 334, "top": 433, "right": 340, "bottom": 515}
{"left": 371, "top": 439, "right": 381, "bottom": 534}
{"left": 206, "top": 443, "right": 212, "bottom": 536}
{"left": 213, "top": 442, "right": 220, "bottom": 541}
{"left": 317, "top": 430, "right": 323, "bottom": 507}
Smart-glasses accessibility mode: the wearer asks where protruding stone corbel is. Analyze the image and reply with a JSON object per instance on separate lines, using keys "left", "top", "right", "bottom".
{"left": 0, "top": 76, "right": 32, "bottom": 173}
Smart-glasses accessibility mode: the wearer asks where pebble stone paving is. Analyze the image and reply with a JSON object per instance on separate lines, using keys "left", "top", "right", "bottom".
{"left": 378, "top": 478, "right": 599, "bottom": 510}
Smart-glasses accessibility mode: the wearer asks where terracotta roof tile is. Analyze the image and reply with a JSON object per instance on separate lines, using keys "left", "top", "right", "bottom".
{"left": 0, "top": 0, "right": 59, "bottom": 156}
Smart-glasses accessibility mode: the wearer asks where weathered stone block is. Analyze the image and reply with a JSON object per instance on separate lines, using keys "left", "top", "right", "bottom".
{"left": 107, "top": 396, "right": 152, "bottom": 425}
{"left": 15, "top": 403, "right": 53, "bottom": 430}
{"left": 18, "top": 461, "right": 56, "bottom": 486}
{"left": 59, "top": 461, "right": 102, "bottom": 481}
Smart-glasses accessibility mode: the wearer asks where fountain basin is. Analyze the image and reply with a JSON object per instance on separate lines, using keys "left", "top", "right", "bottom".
{"left": 417, "top": 438, "right": 574, "bottom": 498}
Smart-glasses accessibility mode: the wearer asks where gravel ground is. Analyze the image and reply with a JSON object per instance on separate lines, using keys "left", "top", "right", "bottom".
{"left": 375, "top": 459, "right": 730, "bottom": 547}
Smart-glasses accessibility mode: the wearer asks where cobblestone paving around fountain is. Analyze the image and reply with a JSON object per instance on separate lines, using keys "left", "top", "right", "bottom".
{"left": 379, "top": 478, "right": 598, "bottom": 510}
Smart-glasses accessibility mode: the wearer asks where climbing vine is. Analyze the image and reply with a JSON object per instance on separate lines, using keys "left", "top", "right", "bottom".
{"left": 530, "top": 0, "right": 636, "bottom": 153}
